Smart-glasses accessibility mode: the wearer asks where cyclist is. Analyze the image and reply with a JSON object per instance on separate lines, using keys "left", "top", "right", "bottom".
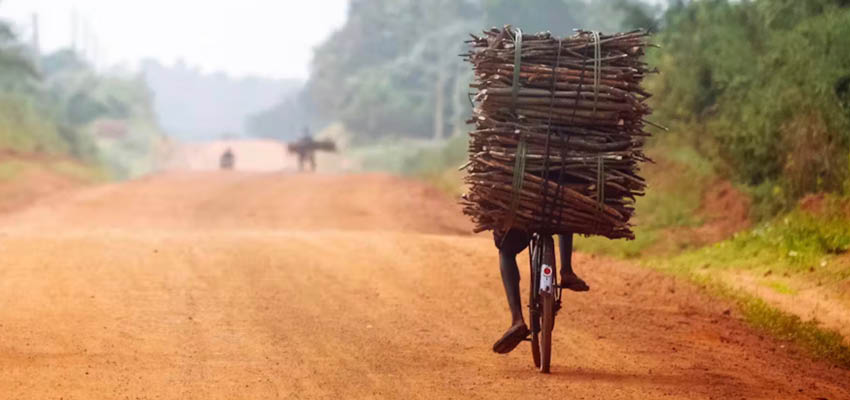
{"left": 492, "top": 228, "right": 589, "bottom": 354}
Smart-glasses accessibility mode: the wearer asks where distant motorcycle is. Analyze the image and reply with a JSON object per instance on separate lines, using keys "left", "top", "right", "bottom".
{"left": 220, "top": 148, "right": 235, "bottom": 170}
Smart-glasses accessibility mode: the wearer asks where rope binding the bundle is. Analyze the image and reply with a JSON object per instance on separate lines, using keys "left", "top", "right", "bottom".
{"left": 462, "top": 26, "right": 655, "bottom": 240}
{"left": 538, "top": 37, "right": 562, "bottom": 234}
{"left": 591, "top": 31, "right": 601, "bottom": 117}
{"left": 508, "top": 28, "right": 607, "bottom": 231}
{"left": 590, "top": 31, "right": 605, "bottom": 210}
{"left": 507, "top": 27, "right": 526, "bottom": 231}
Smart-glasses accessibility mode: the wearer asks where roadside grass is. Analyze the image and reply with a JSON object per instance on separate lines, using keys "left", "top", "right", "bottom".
{"left": 350, "top": 135, "right": 468, "bottom": 198}
{"left": 738, "top": 293, "right": 850, "bottom": 368}
{"left": 656, "top": 270, "right": 850, "bottom": 368}
{"left": 0, "top": 160, "right": 29, "bottom": 181}
{"left": 765, "top": 280, "right": 798, "bottom": 295}
{"left": 0, "top": 95, "right": 67, "bottom": 154}
{"left": 657, "top": 198, "right": 850, "bottom": 284}
{"left": 49, "top": 159, "right": 109, "bottom": 183}
{"left": 0, "top": 157, "right": 106, "bottom": 184}
{"left": 648, "top": 196, "right": 850, "bottom": 367}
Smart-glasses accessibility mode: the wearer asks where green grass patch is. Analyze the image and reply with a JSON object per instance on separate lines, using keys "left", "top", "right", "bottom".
{"left": 764, "top": 280, "right": 798, "bottom": 295}
{"left": 646, "top": 196, "right": 850, "bottom": 367}
{"left": 645, "top": 261, "right": 850, "bottom": 368}
{"left": 659, "top": 196, "right": 850, "bottom": 283}
{"left": 716, "top": 276, "right": 849, "bottom": 367}
{"left": 0, "top": 158, "right": 105, "bottom": 184}
{"left": 739, "top": 294, "right": 850, "bottom": 368}
{"left": 0, "top": 160, "right": 29, "bottom": 181}
{"left": 48, "top": 159, "right": 108, "bottom": 183}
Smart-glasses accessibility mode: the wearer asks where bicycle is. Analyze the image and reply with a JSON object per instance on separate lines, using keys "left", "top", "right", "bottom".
{"left": 526, "top": 233, "right": 561, "bottom": 373}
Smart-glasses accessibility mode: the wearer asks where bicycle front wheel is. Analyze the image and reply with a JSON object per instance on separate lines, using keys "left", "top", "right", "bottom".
{"left": 539, "top": 291, "right": 555, "bottom": 373}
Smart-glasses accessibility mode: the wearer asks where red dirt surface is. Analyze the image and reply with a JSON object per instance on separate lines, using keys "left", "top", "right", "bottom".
{"left": 0, "top": 154, "right": 93, "bottom": 215}
{"left": 0, "top": 169, "right": 847, "bottom": 399}
{"left": 693, "top": 179, "right": 751, "bottom": 243}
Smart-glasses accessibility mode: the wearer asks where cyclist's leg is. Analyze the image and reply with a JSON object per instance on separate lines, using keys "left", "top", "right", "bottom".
{"left": 558, "top": 233, "right": 590, "bottom": 292}
{"left": 499, "top": 247, "right": 524, "bottom": 326}
{"left": 493, "top": 229, "right": 530, "bottom": 354}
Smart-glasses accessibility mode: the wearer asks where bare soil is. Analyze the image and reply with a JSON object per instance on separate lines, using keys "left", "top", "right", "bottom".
{"left": 658, "top": 179, "right": 752, "bottom": 254}
{"left": 0, "top": 170, "right": 848, "bottom": 399}
{"left": 0, "top": 154, "right": 92, "bottom": 215}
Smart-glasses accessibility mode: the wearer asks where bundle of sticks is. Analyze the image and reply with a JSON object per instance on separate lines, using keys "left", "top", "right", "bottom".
{"left": 287, "top": 140, "right": 337, "bottom": 154}
{"left": 460, "top": 26, "right": 658, "bottom": 239}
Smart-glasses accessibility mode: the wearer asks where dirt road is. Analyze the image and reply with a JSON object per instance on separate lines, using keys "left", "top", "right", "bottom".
{"left": 0, "top": 171, "right": 848, "bottom": 399}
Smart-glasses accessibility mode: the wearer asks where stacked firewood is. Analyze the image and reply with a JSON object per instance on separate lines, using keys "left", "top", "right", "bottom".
{"left": 287, "top": 140, "right": 337, "bottom": 154}
{"left": 460, "top": 27, "right": 658, "bottom": 239}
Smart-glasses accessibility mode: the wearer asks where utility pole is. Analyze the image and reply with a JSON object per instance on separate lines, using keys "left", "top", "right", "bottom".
{"left": 31, "top": 13, "right": 41, "bottom": 73}
{"left": 71, "top": 8, "right": 78, "bottom": 52}
{"left": 81, "top": 18, "right": 89, "bottom": 61}
{"left": 31, "top": 14, "right": 40, "bottom": 55}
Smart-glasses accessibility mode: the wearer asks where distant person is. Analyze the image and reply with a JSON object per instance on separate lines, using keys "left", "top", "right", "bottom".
{"left": 291, "top": 127, "right": 317, "bottom": 172}
{"left": 220, "top": 147, "right": 235, "bottom": 170}
{"left": 298, "top": 128, "right": 317, "bottom": 172}
{"left": 286, "top": 127, "right": 337, "bottom": 173}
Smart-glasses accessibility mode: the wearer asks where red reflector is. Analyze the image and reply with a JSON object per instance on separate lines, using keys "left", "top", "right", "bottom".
{"left": 543, "top": 267, "right": 552, "bottom": 275}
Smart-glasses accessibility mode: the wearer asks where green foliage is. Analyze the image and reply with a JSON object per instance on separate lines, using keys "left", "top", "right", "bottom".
{"left": 306, "top": 0, "right": 479, "bottom": 141}
{"left": 246, "top": 91, "right": 320, "bottom": 141}
{"left": 658, "top": 195, "right": 850, "bottom": 287}
{"left": 765, "top": 280, "right": 797, "bottom": 295}
{"left": 0, "top": 20, "right": 39, "bottom": 85}
{"left": 650, "top": 0, "right": 850, "bottom": 212}
{"left": 351, "top": 138, "right": 455, "bottom": 175}
{"left": 0, "top": 94, "right": 66, "bottom": 153}
{"left": 0, "top": 159, "right": 27, "bottom": 181}
{"left": 483, "top": 0, "right": 584, "bottom": 35}
{"left": 48, "top": 159, "right": 108, "bottom": 183}
{"left": 0, "top": 19, "right": 165, "bottom": 179}
{"left": 350, "top": 134, "right": 469, "bottom": 197}
{"left": 302, "top": 0, "right": 658, "bottom": 144}
{"left": 89, "top": 118, "right": 166, "bottom": 180}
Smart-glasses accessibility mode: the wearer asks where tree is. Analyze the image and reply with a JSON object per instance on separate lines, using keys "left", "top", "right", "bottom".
{"left": 0, "top": 20, "right": 39, "bottom": 90}
{"left": 294, "top": 0, "right": 659, "bottom": 143}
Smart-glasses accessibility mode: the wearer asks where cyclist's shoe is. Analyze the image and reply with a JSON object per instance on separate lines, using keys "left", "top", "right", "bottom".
{"left": 560, "top": 273, "right": 590, "bottom": 292}
{"left": 492, "top": 322, "right": 530, "bottom": 354}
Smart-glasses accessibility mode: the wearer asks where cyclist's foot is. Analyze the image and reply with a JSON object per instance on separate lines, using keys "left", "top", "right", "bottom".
{"left": 492, "top": 322, "right": 529, "bottom": 354}
{"left": 560, "top": 272, "right": 590, "bottom": 292}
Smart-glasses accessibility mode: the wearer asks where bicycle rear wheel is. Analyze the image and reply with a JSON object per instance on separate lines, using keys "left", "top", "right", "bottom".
{"left": 528, "top": 237, "right": 541, "bottom": 369}
{"left": 529, "top": 235, "right": 557, "bottom": 373}
{"left": 538, "top": 235, "right": 557, "bottom": 373}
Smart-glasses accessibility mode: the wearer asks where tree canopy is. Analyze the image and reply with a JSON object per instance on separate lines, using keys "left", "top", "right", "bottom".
{"left": 250, "top": 0, "right": 658, "bottom": 143}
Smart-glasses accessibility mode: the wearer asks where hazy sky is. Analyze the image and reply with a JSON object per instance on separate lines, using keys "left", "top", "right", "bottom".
{"left": 0, "top": 0, "right": 350, "bottom": 80}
